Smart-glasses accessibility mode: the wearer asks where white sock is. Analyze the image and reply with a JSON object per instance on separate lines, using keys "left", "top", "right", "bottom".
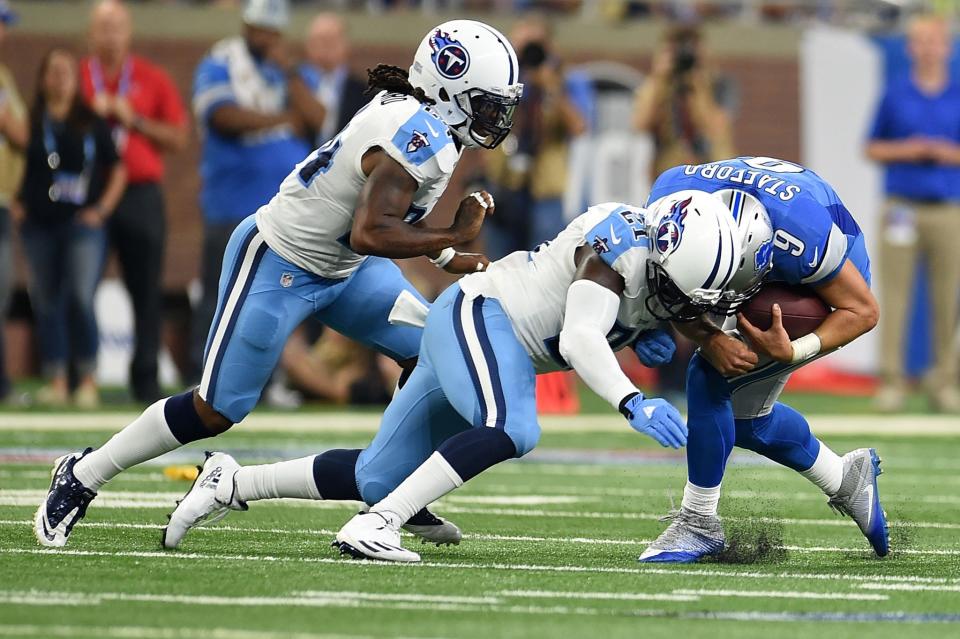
{"left": 800, "top": 440, "right": 844, "bottom": 496}
{"left": 370, "top": 451, "right": 463, "bottom": 523}
{"left": 681, "top": 481, "right": 721, "bottom": 516}
{"left": 73, "top": 399, "right": 181, "bottom": 491}
{"left": 234, "top": 456, "right": 321, "bottom": 502}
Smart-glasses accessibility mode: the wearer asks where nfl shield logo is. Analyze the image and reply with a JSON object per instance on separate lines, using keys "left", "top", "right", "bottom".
{"left": 280, "top": 272, "right": 294, "bottom": 288}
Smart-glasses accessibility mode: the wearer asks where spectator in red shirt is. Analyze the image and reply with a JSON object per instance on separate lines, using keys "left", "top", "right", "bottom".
{"left": 82, "top": 0, "right": 188, "bottom": 403}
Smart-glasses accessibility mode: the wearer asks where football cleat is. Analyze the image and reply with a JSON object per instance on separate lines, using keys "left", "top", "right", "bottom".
{"left": 828, "top": 448, "right": 889, "bottom": 557}
{"left": 34, "top": 449, "right": 97, "bottom": 547}
{"left": 403, "top": 508, "right": 462, "bottom": 546}
{"left": 334, "top": 511, "right": 421, "bottom": 563}
{"left": 162, "top": 452, "right": 247, "bottom": 550}
{"left": 638, "top": 508, "right": 725, "bottom": 563}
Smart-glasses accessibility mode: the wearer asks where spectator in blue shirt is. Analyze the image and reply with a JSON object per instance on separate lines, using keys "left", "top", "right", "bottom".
{"left": 867, "top": 14, "right": 960, "bottom": 413}
{"left": 188, "top": 0, "right": 325, "bottom": 380}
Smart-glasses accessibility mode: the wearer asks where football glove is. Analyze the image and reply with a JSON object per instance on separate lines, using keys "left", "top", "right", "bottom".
{"left": 633, "top": 329, "right": 676, "bottom": 367}
{"left": 619, "top": 393, "right": 687, "bottom": 449}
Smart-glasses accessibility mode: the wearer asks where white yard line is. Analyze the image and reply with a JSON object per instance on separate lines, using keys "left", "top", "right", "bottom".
{"left": 1, "top": 412, "right": 957, "bottom": 435}
{"left": 501, "top": 588, "right": 886, "bottom": 602}
{"left": 5, "top": 489, "right": 960, "bottom": 533}
{"left": 858, "top": 583, "right": 960, "bottom": 593}
{"left": 671, "top": 588, "right": 887, "bottom": 601}
{"left": 1, "top": 518, "right": 957, "bottom": 556}
{"left": 1, "top": 547, "right": 956, "bottom": 585}
{"left": 0, "top": 624, "right": 440, "bottom": 639}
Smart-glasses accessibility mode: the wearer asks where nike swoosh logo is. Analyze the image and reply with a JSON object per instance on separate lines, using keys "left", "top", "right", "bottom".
{"left": 41, "top": 514, "right": 56, "bottom": 541}
{"left": 863, "top": 484, "right": 874, "bottom": 527}
{"left": 808, "top": 247, "right": 820, "bottom": 269}
{"left": 610, "top": 224, "right": 622, "bottom": 245}
{"left": 425, "top": 119, "right": 440, "bottom": 138}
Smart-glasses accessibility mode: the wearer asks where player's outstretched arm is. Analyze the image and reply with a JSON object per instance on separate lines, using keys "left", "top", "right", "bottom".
{"left": 350, "top": 150, "right": 492, "bottom": 259}
{"left": 738, "top": 260, "right": 878, "bottom": 363}
{"left": 673, "top": 317, "right": 758, "bottom": 376}
{"left": 558, "top": 247, "right": 686, "bottom": 449}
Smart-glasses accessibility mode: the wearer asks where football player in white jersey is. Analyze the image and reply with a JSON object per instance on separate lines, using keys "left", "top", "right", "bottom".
{"left": 35, "top": 20, "right": 523, "bottom": 548}
{"left": 161, "top": 191, "right": 743, "bottom": 560}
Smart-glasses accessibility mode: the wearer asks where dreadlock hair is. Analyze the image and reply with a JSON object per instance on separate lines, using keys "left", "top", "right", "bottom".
{"left": 365, "top": 64, "right": 435, "bottom": 106}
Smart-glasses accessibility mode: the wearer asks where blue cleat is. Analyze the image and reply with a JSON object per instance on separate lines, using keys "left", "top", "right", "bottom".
{"left": 638, "top": 508, "right": 725, "bottom": 563}
{"left": 34, "top": 449, "right": 97, "bottom": 547}
{"left": 828, "top": 448, "right": 889, "bottom": 557}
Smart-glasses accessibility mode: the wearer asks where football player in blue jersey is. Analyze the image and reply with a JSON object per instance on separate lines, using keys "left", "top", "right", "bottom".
{"left": 35, "top": 19, "right": 523, "bottom": 548}
{"left": 637, "top": 156, "right": 887, "bottom": 563}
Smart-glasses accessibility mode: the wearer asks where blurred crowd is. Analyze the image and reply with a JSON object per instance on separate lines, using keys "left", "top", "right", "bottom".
{"left": 1, "top": 0, "right": 959, "bottom": 413}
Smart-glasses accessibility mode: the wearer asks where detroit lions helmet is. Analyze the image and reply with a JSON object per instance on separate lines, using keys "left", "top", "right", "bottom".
{"left": 713, "top": 189, "right": 774, "bottom": 315}
{"left": 645, "top": 190, "right": 743, "bottom": 322}
{"left": 409, "top": 20, "right": 523, "bottom": 149}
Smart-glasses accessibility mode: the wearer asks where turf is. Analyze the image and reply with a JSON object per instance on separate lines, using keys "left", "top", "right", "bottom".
{"left": 1, "top": 414, "right": 959, "bottom": 639}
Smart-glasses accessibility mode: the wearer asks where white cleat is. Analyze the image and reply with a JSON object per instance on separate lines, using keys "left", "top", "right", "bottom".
{"left": 334, "top": 511, "right": 421, "bottom": 563}
{"left": 403, "top": 509, "right": 462, "bottom": 546}
{"left": 162, "top": 452, "right": 247, "bottom": 550}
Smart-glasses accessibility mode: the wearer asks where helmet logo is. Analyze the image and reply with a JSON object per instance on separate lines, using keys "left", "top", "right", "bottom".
{"left": 755, "top": 238, "right": 773, "bottom": 273}
{"left": 655, "top": 197, "right": 692, "bottom": 256}
{"left": 430, "top": 30, "right": 470, "bottom": 80}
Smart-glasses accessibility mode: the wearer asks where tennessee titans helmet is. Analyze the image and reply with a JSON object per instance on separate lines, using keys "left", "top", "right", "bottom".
{"left": 409, "top": 20, "right": 523, "bottom": 149}
{"left": 713, "top": 188, "right": 775, "bottom": 315}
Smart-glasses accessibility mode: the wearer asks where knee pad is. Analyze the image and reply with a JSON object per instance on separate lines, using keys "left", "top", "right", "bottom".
{"left": 237, "top": 307, "right": 285, "bottom": 351}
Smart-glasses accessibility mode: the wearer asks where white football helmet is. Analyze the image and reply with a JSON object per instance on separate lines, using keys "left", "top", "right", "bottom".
{"left": 714, "top": 189, "right": 774, "bottom": 315}
{"left": 645, "top": 190, "right": 743, "bottom": 321}
{"left": 408, "top": 20, "right": 523, "bottom": 149}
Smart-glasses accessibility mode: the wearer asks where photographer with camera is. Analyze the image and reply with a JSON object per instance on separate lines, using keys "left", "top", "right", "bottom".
{"left": 633, "top": 24, "right": 735, "bottom": 178}
{"left": 632, "top": 24, "right": 736, "bottom": 406}
{"left": 483, "top": 15, "right": 587, "bottom": 258}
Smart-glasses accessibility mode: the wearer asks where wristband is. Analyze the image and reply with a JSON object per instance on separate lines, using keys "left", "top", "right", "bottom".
{"left": 430, "top": 247, "right": 456, "bottom": 269}
{"left": 790, "top": 333, "right": 822, "bottom": 363}
{"left": 618, "top": 391, "right": 643, "bottom": 419}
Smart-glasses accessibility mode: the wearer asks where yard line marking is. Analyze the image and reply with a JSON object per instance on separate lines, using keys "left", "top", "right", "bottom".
{"left": 672, "top": 588, "right": 888, "bottom": 601}
{"left": 859, "top": 583, "right": 960, "bottom": 593}
{"left": 499, "top": 590, "right": 698, "bottom": 603}
{"left": 0, "top": 624, "right": 441, "bottom": 639}
{"left": 1, "top": 547, "right": 955, "bottom": 585}
{"left": 504, "top": 588, "right": 887, "bottom": 602}
{"left": 5, "top": 518, "right": 957, "bottom": 557}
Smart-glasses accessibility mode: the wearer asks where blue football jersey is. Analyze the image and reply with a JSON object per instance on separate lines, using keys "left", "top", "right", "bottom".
{"left": 647, "top": 157, "right": 865, "bottom": 286}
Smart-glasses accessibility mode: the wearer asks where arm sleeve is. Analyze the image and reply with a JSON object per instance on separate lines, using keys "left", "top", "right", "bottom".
{"left": 559, "top": 279, "right": 640, "bottom": 410}
{"left": 192, "top": 57, "right": 236, "bottom": 123}
{"left": 771, "top": 201, "right": 850, "bottom": 285}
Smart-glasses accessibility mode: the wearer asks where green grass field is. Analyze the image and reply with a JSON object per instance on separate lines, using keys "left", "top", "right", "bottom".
{"left": 1, "top": 413, "right": 959, "bottom": 639}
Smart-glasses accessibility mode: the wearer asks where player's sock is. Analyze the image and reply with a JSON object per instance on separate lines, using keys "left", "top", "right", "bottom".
{"left": 312, "top": 449, "right": 362, "bottom": 500}
{"left": 371, "top": 428, "right": 516, "bottom": 523}
{"left": 370, "top": 451, "right": 463, "bottom": 524}
{"left": 73, "top": 391, "right": 212, "bottom": 491}
{"left": 235, "top": 456, "right": 321, "bottom": 502}
{"left": 685, "top": 353, "right": 736, "bottom": 488}
{"left": 681, "top": 481, "right": 722, "bottom": 516}
{"left": 733, "top": 403, "right": 839, "bottom": 492}
{"left": 799, "top": 441, "right": 843, "bottom": 496}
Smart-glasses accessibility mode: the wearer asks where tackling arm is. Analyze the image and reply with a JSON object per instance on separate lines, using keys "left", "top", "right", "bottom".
{"left": 349, "top": 150, "right": 491, "bottom": 258}
{"left": 558, "top": 246, "right": 636, "bottom": 409}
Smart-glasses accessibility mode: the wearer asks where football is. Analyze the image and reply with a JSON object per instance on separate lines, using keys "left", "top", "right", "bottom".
{"left": 740, "top": 282, "right": 831, "bottom": 339}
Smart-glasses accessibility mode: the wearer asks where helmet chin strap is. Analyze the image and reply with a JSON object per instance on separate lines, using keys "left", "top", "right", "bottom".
{"left": 450, "top": 119, "right": 478, "bottom": 148}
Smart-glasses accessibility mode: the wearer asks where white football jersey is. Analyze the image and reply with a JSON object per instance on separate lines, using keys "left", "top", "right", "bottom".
{"left": 459, "top": 202, "right": 660, "bottom": 373}
{"left": 256, "top": 91, "right": 462, "bottom": 278}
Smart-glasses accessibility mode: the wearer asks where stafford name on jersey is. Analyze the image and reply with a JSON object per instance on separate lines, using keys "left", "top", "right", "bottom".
{"left": 682, "top": 163, "right": 803, "bottom": 202}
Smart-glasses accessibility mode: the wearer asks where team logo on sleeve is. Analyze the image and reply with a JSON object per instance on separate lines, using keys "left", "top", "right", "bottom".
{"left": 429, "top": 30, "right": 470, "bottom": 79}
{"left": 406, "top": 131, "right": 431, "bottom": 154}
{"left": 592, "top": 235, "right": 610, "bottom": 254}
{"left": 655, "top": 196, "right": 692, "bottom": 256}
